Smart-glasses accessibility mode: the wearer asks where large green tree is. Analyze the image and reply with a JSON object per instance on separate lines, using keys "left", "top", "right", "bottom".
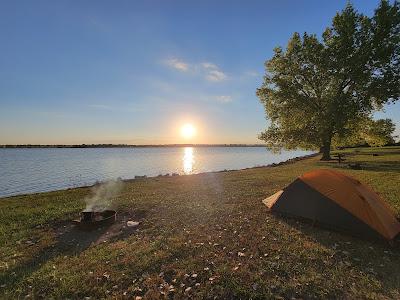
{"left": 257, "top": 0, "right": 400, "bottom": 160}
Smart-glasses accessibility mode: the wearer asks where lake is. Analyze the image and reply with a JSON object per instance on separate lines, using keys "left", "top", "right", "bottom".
{"left": 0, "top": 147, "right": 312, "bottom": 198}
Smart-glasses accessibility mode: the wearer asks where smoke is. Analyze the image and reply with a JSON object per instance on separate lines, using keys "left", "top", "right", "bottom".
{"left": 84, "top": 179, "right": 123, "bottom": 211}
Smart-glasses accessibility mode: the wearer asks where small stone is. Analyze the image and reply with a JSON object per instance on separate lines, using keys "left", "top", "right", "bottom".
{"left": 185, "top": 287, "right": 192, "bottom": 293}
{"left": 127, "top": 221, "right": 140, "bottom": 227}
{"left": 191, "top": 274, "right": 198, "bottom": 278}
{"left": 238, "top": 252, "right": 245, "bottom": 257}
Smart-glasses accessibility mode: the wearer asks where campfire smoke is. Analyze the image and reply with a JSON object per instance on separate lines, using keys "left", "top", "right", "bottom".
{"left": 84, "top": 179, "right": 123, "bottom": 212}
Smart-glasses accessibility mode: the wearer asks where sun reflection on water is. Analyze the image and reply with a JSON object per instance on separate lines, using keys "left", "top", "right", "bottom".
{"left": 183, "top": 147, "right": 194, "bottom": 174}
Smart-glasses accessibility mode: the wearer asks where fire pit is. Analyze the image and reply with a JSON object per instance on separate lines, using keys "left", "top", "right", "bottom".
{"left": 74, "top": 209, "right": 117, "bottom": 230}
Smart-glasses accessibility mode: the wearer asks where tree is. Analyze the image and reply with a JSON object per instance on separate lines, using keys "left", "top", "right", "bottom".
{"left": 332, "top": 117, "right": 396, "bottom": 147}
{"left": 257, "top": 0, "right": 400, "bottom": 160}
{"left": 363, "top": 118, "right": 396, "bottom": 146}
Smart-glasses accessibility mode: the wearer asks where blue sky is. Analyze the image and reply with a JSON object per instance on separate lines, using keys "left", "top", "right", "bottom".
{"left": 0, "top": 0, "right": 398, "bottom": 144}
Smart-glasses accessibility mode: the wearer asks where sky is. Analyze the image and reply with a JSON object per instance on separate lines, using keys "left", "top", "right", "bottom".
{"left": 0, "top": 0, "right": 399, "bottom": 145}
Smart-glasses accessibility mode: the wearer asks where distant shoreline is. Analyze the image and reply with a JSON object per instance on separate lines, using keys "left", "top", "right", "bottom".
{"left": 0, "top": 143, "right": 266, "bottom": 149}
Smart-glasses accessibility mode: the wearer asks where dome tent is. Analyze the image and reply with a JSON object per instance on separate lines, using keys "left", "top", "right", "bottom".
{"left": 263, "top": 169, "right": 400, "bottom": 240}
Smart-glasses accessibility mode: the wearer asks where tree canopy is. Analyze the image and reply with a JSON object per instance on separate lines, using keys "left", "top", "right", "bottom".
{"left": 332, "top": 118, "right": 396, "bottom": 147}
{"left": 257, "top": 0, "right": 399, "bottom": 160}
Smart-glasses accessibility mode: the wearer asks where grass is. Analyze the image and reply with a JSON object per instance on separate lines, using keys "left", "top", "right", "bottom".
{"left": 1, "top": 146, "right": 400, "bottom": 299}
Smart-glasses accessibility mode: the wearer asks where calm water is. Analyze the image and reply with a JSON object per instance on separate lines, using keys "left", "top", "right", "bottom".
{"left": 0, "top": 147, "right": 312, "bottom": 198}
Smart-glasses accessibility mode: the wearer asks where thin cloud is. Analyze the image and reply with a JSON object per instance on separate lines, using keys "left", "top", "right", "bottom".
{"left": 201, "top": 62, "right": 218, "bottom": 69}
{"left": 215, "top": 95, "right": 233, "bottom": 103}
{"left": 164, "top": 58, "right": 189, "bottom": 72}
{"left": 201, "top": 61, "right": 227, "bottom": 82}
{"left": 163, "top": 58, "right": 227, "bottom": 82}
{"left": 206, "top": 69, "right": 227, "bottom": 82}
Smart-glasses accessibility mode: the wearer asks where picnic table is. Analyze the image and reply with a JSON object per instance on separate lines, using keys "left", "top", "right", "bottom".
{"left": 333, "top": 153, "right": 346, "bottom": 163}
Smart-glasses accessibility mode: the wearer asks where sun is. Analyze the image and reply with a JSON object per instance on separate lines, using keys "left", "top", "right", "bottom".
{"left": 181, "top": 123, "right": 196, "bottom": 139}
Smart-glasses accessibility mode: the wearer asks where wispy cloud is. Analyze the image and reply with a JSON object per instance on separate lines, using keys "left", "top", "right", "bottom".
{"left": 215, "top": 95, "right": 233, "bottom": 103}
{"left": 163, "top": 58, "right": 227, "bottom": 82}
{"left": 201, "top": 62, "right": 218, "bottom": 69}
{"left": 205, "top": 69, "right": 227, "bottom": 82}
{"left": 164, "top": 58, "right": 189, "bottom": 72}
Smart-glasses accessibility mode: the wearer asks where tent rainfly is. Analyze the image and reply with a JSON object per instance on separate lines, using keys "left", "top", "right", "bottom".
{"left": 263, "top": 169, "right": 400, "bottom": 240}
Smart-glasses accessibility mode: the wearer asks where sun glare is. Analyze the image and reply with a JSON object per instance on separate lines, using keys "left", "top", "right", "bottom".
{"left": 181, "top": 123, "right": 196, "bottom": 139}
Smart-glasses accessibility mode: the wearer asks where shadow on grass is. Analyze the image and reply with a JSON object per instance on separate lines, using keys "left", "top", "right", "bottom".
{"left": 0, "top": 223, "right": 111, "bottom": 288}
{"left": 278, "top": 215, "right": 400, "bottom": 293}
{"left": 319, "top": 160, "right": 400, "bottom": 173}
{"left": 0, "top": 210, "right": 145, "bottom": 290}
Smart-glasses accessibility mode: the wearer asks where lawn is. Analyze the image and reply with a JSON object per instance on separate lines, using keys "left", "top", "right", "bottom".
{"left": 1, "top": 146, "right": 400, "bottom": 299}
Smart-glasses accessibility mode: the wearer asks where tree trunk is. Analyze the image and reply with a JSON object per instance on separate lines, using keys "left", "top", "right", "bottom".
{"left": 320, "top": 139, "right": 332, "bottom": 161}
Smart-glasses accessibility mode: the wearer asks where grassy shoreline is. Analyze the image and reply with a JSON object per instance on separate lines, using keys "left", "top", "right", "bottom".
{"left": 0, "top": 152, "right": 318, "bottom": 201}
{"left": 1, "top": 147, "right": 400, "bottom": 299}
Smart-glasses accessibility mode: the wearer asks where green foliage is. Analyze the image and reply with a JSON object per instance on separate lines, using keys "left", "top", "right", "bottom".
{"left": 364, "top": 118, "right": 396, "bottom": 146}
{"left": 332, "top": 117, "right": 396, "bottom": 147}
{"left": 257, "top": 0, "right": 400, "bottom": 159}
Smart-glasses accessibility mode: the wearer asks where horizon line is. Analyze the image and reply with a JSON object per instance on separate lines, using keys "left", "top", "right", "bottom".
{"left": 0, "top": 143, "right": 267, "bottom": 148}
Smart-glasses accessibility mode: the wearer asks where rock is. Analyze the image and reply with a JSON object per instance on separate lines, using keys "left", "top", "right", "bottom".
{"left": 185, "top": 287, "right": 192, "bottom": 293}
{"left": 237, "top": 252, "right": 245, "bottom": 257}
{"left": 191, "top": 274, "right": 198, "bottom": 278}
{"left": 127, "top": 221, "right": 140, "bottom": 227}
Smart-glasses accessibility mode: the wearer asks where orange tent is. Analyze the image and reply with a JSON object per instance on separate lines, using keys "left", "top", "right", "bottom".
{"left": 263, "top": 169, "right": 400, "bottom": 240}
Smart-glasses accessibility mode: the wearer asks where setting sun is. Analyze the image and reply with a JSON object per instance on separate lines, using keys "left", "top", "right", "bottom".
{"left": 181, "top": 123, "right": 196, "bottom": 139}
